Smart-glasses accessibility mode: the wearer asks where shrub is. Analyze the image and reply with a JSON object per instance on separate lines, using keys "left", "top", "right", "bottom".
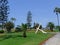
{"left": 5, "top": 21, "right": 14, "bottom": 33}
{"left": 55, "top": 26, "right": 60, "bottom": 31}
{"left": 0, "top": 30, "right": 4, "bottom": 33}
{"left": 47, "top": 22, "right": 55, "bottom": 31}
{"left": 15, "top": 27, "right": 22, "bottom": 32}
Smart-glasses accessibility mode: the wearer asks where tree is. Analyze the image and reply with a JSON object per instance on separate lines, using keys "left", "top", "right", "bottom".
{"left": 47, "top": 22, "right": 55, "bottom": 31}
{"left": 27, "top": 11, "right": 32, "bottom": 29}
{"left": 39, "top": 25, "right": 42, "bottom": 29}
{"left": 21, "top": 23, "right": 27, "bottom": 38}
{"left": 0, "top": 0, "right": 9, "bottom": 29}
{"left": 33, "top": 22, "right": 39, "bottom": 29}
{"left": 5, "top": 21, "right": 14, "bottom": 33}
{"left": 15, "top": 25, "right": 22, "bottom": 32}
{"left": 33, "top": 22, "right": 36, "bottom": 29}
{"left": 33, "top": 22, "right": 42, "bottom": 29}
{"left": 55, "top": 26, "right": 60, "bottom": 31}
{"left": 54, "top": 7, "right": 60, "bottom": 31}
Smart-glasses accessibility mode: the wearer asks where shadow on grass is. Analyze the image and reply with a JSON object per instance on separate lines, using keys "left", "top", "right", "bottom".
{"left": 0, "top": 34, "right": 23, "bottom": 41}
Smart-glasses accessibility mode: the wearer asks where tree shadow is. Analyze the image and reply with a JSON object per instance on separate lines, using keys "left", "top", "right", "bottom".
{"left": 0, "top": 34, "right": 23, "bottom": 41}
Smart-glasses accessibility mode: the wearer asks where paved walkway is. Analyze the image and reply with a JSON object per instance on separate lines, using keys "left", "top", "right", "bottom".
{"left": 43, "top": 32, "right": 60, "bottom": 45}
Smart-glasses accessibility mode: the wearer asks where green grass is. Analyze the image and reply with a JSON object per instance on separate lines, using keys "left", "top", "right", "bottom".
{"left": 54, "top": 29, "right": 59, "bottom": 32}
{"left": 45, "top": 30, "right": 59, "bottom": 32}
{"left": 0, "top": 31, "right": 54, "bottom": 45}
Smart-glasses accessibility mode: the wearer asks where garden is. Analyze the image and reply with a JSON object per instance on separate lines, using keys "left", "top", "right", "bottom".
{"left": 0, "top": 30, "right": 54, "bottom": 45}
{"left": 0, "top": 0, "right": 60, "bottom": 45}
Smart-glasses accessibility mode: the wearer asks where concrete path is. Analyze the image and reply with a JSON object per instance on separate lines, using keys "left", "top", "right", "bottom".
{"left": 43, "top": 32, "right": 60, "bottom": 45}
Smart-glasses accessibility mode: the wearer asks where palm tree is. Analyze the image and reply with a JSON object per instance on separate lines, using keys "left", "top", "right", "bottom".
{"left": 21, "top": 23, "right": 27, "bottom": 38}
{"left": 54, "top": 7, "right": 60, "bottom": 31}
{"left": 47, "top": 22, "right": 55, "bottom": 31}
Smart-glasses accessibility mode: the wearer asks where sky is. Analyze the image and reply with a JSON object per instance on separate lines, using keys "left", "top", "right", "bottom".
{"left": 8, "top": 0, "right": 60, "bottom": 27}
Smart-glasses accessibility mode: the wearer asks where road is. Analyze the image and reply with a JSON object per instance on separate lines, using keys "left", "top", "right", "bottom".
{"left": 43, "top": 32, "right": 60, "bottom": 45}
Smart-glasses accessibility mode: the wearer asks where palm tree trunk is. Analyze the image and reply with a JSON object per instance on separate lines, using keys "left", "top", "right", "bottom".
{"left": 57, "top": 14, "right": 59, "bottom": 26}
{"left": 56, "top": 14, "right": 60, "bottom": 31}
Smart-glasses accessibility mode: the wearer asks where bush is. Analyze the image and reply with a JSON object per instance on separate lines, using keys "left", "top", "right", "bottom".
{"left": 15, "top": 27, "right": 22, "bottom": 32}
{"left": 0, "top": 30, "right": 4, "bottom": 33}
{"left": 5, "top": 21, "right": 14, "bottom": 33}
{"left": 55, "top": 26, "right": 60, "bottom": 31}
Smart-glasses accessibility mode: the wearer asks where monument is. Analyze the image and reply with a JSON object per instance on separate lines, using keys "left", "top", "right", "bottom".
{"left": 35, "top": 25, "right": 47, "bottom": 34}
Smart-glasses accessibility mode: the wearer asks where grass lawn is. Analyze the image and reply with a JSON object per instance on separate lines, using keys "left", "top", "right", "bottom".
{"left": 0, "top": 31, "right": 54, "bottom": 45}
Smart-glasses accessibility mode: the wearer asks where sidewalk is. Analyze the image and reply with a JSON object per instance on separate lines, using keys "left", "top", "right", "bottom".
{"left": 43, "top": 33, "right": 60, "bottom": 45}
